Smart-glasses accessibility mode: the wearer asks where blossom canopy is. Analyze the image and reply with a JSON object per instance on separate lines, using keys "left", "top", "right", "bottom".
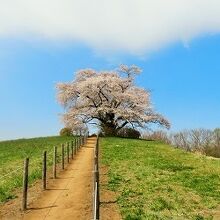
{"left": 57, "top": 65, "right": 170, "bottom": 135}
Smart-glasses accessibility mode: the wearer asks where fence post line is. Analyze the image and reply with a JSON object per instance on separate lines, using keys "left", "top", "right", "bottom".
{"left": 93, "top": 136, "right": 100, "bottom": 219}
{"left": 42, "top": 151, "right": 47, "bottom": 190}
{"left": 97, "top": 136, "right": 100, "bottom": 218}
{"left": 94, "top": 164, "right": 97, "bottom": 219}
{"left": 53, "top": 146, "right": 57, "bottom": 179}
{"left": 71, "top": 141, "right": 74, "bottom": 159}
{"left": 22, "top": 158, "right": 29, "bottom": 211}
{"left": 62, "top": 144, "right": 64, "bottom": 169}
{"left": 96, "top": 136, "right": 100, "bottom": 219}
{"left": 67, "top": 142, "right": 69, "bottom": 163}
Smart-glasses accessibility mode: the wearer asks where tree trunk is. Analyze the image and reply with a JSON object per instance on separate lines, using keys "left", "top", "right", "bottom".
{"left": 101, "top": 123, "right": 117, "bottom": 136}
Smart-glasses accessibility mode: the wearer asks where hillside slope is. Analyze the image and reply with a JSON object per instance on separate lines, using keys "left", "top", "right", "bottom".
{"left": 0, "top": 136, "right": 74, "bottom": 203}
{"left": 100, "top": 137, "right": 220, "bottom": 220}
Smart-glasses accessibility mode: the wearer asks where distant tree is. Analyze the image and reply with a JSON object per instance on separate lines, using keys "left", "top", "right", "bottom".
{"left": 57, "top": 65, "right": 170, "bottom": 136}
{"left": 214, "top": 128, "right": 220, "bottom": 134}
{"left": 213, "top": 128, "right": 220, "bottom": 147}
{"left": 142, "top": 130, "right": 171, "bottom": 144}
{"left": 169, "top": 128, "right": 220, "bottom": 157}
{"left": 59, "top": 127, "right": 73, "bottom": 136}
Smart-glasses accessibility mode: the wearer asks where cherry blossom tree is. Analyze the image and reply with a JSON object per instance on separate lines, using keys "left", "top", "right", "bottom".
{"left": 57, "top": 65, "right": 170, "bottom": 136}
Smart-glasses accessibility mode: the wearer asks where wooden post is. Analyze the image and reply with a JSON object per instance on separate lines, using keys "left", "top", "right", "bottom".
{"left": 71, "top": 141, "right": 74, "bottom": 159}
{"left": 74, "top": 138, "right": 77, "bottom": 155}
{"left": 62, "top": 144, "right": 64, "bottom": 169}
{"left": 22, "top": 158, "right": 29, "bottom": 211}
{"left": 67, "top": 142, "right": 69, "bottom": 163}
{"left": 96, "top": 137, "right": 99, "bottom": 169}
{"left": 76, "top": 137, "right": 79, "bottom": 151}
{"left": 42, "top": 151, "right": 47, "bottom": 190}
{"left": 95, "top": 169, "right": 100, "bottom": 219}
{"left": 53, "top": 146, "right": 57, "bottom": 179}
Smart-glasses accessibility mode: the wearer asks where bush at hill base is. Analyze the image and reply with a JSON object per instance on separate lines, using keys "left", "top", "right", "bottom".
{"left": 59, "top": 127, "right": 73, "bottom": 136}
{"left": 117, "top": 127, "right": 141, "bottom": 139}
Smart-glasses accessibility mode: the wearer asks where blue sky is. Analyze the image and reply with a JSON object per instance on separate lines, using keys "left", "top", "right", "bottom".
{"left": 0, "top": 1, "right": 220, "bottom": 140}
{"left": 0, "top": 34, "right": 220, "bottom": 140}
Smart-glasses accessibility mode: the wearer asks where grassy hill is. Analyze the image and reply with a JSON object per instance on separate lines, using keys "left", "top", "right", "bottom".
{"left": 0, "top": 136, "right": 74, "bottom": 203}
{"left": 100, "top": 137, "right": 220, "bottom": 220}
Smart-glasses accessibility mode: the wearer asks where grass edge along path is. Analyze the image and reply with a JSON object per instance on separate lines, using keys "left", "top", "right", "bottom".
{"left": 100, "top": 137, "right": 220, "bottom": 220}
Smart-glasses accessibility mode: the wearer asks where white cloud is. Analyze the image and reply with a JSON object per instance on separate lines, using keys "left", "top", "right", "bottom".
{"left": 0, "top": 0, "right": 220, "bottom": 54}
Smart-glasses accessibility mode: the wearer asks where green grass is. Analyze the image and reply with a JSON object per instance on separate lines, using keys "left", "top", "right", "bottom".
{"left": 0, "top": 136, "right": 74, "bottom": 203}
{"left": 101, "top": 137, "right": 220, "bottom": 220}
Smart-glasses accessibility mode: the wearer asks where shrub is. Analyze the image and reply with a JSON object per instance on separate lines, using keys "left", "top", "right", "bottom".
{"left": 59, "top": 127, "right": 73, "bottom": 136}
{"left": 142, "top": 130, "right": 170, "bottom": 144}
{"left": 90, "top": 133, "right": 97, "bottom": 137}
{"left": 203, "top": 145, "right": 220, "bottom": 158}
{"left": 117, "top": 128, "right": 140, "bottom": 139}
{"left": 98, "top": 132, "right": 104, "bottom": 137}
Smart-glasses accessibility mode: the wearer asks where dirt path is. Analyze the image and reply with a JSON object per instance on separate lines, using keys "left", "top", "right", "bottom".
{"left": 16, "top": 137, "right": 96, "bottom": 220}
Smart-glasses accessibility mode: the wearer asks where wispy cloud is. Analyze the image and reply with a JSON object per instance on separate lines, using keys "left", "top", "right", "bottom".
{"left": 1, "top": 0, "right": 220, "bottom": 54}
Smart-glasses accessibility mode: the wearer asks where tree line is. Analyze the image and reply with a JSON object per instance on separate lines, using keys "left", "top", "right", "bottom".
{"left": 143, "top": 128, "right": 220, "bottom": 158}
